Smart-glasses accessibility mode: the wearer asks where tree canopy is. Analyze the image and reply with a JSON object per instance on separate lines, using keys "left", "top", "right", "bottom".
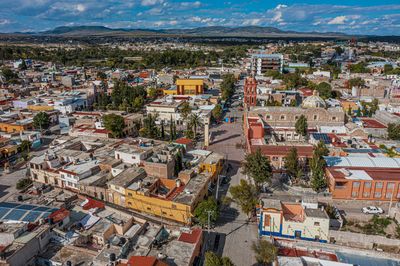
{"left": 284, "top": 148, "right": 302, "bottom": 181}
{"left": 295, "top": 115, "right": 308, "bottom": 137}
{"left": 221, "top": 74, "right": 236, "bottom": 100}
{"left": 228, "top": 179, "right": 258, "bottom": 217}
{"left": 194, "top": 197, "right": 219, "bottom": 226}
{"left": 310, "top": 141, "right": 329, "bottom": 192}
{"left": 251, "top": 240, "right": 278, "bottom": 265}
{"left": 212, "top": 104, "right": 223, "bottom": 121}
{"left": 204, "top": 252, "right": 235, "bottom": 266}
{"left": 388, "top": 123, "right": 400, "bottom": 140}
{"left": 102, "top": 114, "right": 125, "bottom": 138}
{"left": 33, "top": 112, "right": 50, "bottom": 131}
{"left": 242, "top": 148, "right": 272, "bottom": 191}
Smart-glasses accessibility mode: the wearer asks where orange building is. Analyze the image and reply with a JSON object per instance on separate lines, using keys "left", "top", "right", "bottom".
{"left": 325, "top": 156, "right": 400, "bottom": 201}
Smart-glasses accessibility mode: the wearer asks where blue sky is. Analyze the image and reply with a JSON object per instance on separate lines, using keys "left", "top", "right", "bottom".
{"left": 0, "top": 0, "right": 399, "bottom": 35}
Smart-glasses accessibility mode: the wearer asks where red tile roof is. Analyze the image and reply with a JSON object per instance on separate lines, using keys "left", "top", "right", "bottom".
{"left": 48, "top": 208, "right": 70, "bottom": 223}
{"left": 82, "top": 198, "right": 105, "bottom": 210}
{"left": 251, "top": 145, "right": 314, "bottom": 157}
{"left": 361, "top": 118, "right": 387, "bottom": 129}
{"left": 127, "top": 256, "right": 167, "bottom": 266}
{"left": 175, "top": 138, "right": 193, "bottom": 145}
{"left": 178, "top": 228, "right": 202, "bottom": 244}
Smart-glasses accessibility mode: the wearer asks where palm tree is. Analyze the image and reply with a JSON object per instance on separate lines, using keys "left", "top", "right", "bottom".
{"left": 188, "top": 113, "right": 201, "bottom": 138}
{"left": 251, "top": 240, "right": 278, "bottom": 265}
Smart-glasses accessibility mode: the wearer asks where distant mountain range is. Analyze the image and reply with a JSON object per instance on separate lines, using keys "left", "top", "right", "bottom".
{"left": 22, "top": 25, "right": 351, "bottom": 38}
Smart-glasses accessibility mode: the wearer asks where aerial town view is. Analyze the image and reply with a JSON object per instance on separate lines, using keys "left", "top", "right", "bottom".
{"left": 0, "top": 1, "right": 400, "bottom": 266}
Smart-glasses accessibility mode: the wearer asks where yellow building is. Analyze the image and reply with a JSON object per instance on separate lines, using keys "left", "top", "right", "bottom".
{"left": 125, "top": 151, "right": 224, "bottom": 224}
{"left": 166, "top": 79, "right": 204, "bottom": 95}
{"left": 0, "top": 119, "right": 33, "bottom": 133}
{"left": 27, "top": 105, "right": 54, "bottom": 111}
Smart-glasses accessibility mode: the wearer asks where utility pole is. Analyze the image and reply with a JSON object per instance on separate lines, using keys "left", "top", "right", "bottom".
{"left": 215, "top": 175, "right": 220, "bottom": 201}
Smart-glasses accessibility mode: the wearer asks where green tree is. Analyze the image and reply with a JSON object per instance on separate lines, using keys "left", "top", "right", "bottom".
{"left": 97, "top": 71, "right": 107, "bottom": 80}
{"left": 148, "top": 87, "right": 158, "bottom": 99}
{"left": 103, "top": 114, "right": 125, "bottom": 138}
{"left": 132, "top": 96, "right": 144, "bottom": 112}
{"left": 284, "top": 148, "right": 302, "bottom": 181}
{"left": 19, "top": 60, "right": 27, "bottom": 70}
{"left": 295, "top": 115, "right": 308, "bottom": 137}
{"left": 16, "top": 178, "right": 32, "bottom": 190}
{"left": 348, "top": 77, "right": 365, "bottom": 89}
{"left": 194, "top": 197, "right": 219, "bottom": 226}
{"left": 310, "top": 141, "right": 329, "bottom": 192}
{"left": 388, "top": 123, "right": 400, "bottom": 140}
{"left": 384, "top": 64, "right": 393, "bottom": 73}
{"left": 347, "top": 106, "right": 352, "bottom": 116}
{"left": 19, "top": 140, "right": 31, "bottom": 161}
{"left": 370, "top": 98, "right": 379, "bottom": 115}
{"left": 212, "top": 104, "right": 223, "bottom": 121}
{"left": 242, "top": 148, "right": 272, "bottom": 191}
{"left": 180, "top": 101, "right": 192, "bottom": 121}
{"left": 1, "top": 67, "right": 18, "bottom": 81}
{"left": 33, "top": 112, "right": 50, "bottom": 131}
{"left": 188, "top": 113, "right": 201, "bottom": 138}
{"left": 228, "top": 179, "right": 258, "bottom": 218}
{"left": 251, "top": 240, "right": 278, "bottom": 266}
{"left": 204, "top": 252, "right": 235, "bottom": 266}
{"left": 140, "top": 113, "right": 159, "bottom": 139}
{"left": 221, "top": 74, "right": 236, "bottom": 100}
{"left": 316, "top": 82, "right": 332, "bottom": 99}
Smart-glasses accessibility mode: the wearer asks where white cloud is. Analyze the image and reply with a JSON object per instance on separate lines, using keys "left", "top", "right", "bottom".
{"left": 327, "top": 16, "right": 347, "bottom": 25}
{"left": 0, "top": 19, "right": 10, "bottom": 25}
{"left": 242, "top": 18, "right": 261, "bottom": 26}
{"left": 76, "top": 4, "right": 86, "bottom": 12}
{"left": 141, "top": 0, "right": 164, "bottom": 7}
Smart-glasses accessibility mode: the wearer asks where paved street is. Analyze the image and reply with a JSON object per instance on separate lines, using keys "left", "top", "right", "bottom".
{"left": 0, "top": 137, "right": 53, "bottom": 202}
{"left": 206, "top": 104, "right": 259, "bottom": 265}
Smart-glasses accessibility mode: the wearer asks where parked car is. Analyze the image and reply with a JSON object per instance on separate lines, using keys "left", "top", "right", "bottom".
{"left": 362, "top": 206, "right": 384, "bottom": 214}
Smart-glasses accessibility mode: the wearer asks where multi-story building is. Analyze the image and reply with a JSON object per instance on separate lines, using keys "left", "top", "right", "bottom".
{"left": 258, "top": 199, "right": 330, "bottom": 243}
{"left": 251, "top": 53, "right": 284, "bottom": 75}
{"left": 244, "top": 77, "right": 257, "bottom": 107}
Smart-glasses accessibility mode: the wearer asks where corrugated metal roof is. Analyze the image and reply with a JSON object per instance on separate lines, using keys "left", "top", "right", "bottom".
{"left": 325, "top": 156, "right": 400, "bottom": 168}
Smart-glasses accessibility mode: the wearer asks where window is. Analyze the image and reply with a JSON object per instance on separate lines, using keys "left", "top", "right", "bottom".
{"left": 314, "top": 222, "right": 320, "bottom": 226}
{"left": 387, "top": 182, "right": 395, "bottom": 189}
{"left": 280, "top": 115, "right": 286, "bottom": 120}
{"left": 172, "top": 204, "right": 177, "bottom": 209}
{"left": 364, "top": 182, "right": 371, "bottom": 188}
{"left": 272, "top": 156, "right": 279, "bottom": 161}
{"left": 353, "top": 181, "right": 360, "bottom": 188}
{"left": 332, "top": 116, "right": 337, "bottom": 121}
{"left": 294, "top": 115, "right": 299, "bottom": 120}
{"left": 128, "top": 202, "right": 132, "bottom": 206}
{"left": 313, "top": 115, "right": 318, "bottom": 120}
{"left": 374, "top": 192, "right": 381, "bottom": 198}
{"left": 128, "top": 193, "right": 133, "bottom": 197}
{"left": 363, "top": 192, "right": 370, "bottom": 197}
{"left": 386, "top": 193, "right": 393, "bottom": 199}
{"left": 266, "top": 115, "right": 271, "bottom": 119}
{"left": 351, "top": 191, "right": 358, "bottom": 197}
{"left": 162, "top": 211, "right": 167, "bottom": 215}
{"left": 264, "top": 214, "right": 271, "bottom": 227}
{"left": 147, "top": 207, "right": 152, "bottom": 211}
{"left": 375, "top": 182, "right": 383, "bottom": 189}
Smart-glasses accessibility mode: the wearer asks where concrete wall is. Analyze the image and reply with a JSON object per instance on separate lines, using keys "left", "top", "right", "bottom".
{"left": 330, "top": 230, "right": 400, "bottom": 252}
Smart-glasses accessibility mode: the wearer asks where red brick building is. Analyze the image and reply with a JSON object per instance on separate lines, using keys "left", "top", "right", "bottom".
{"left": 244, "top": 77, "right": 257, "bottom": 106}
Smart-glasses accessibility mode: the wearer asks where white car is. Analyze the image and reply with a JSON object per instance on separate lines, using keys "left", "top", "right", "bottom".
{"left": 362, "top": 206, "right": 384, "bottom": 214}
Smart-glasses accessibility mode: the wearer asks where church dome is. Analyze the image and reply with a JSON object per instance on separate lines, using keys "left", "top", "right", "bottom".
{"left": 302, "top": 90, "right": 326, "bottom": 108}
